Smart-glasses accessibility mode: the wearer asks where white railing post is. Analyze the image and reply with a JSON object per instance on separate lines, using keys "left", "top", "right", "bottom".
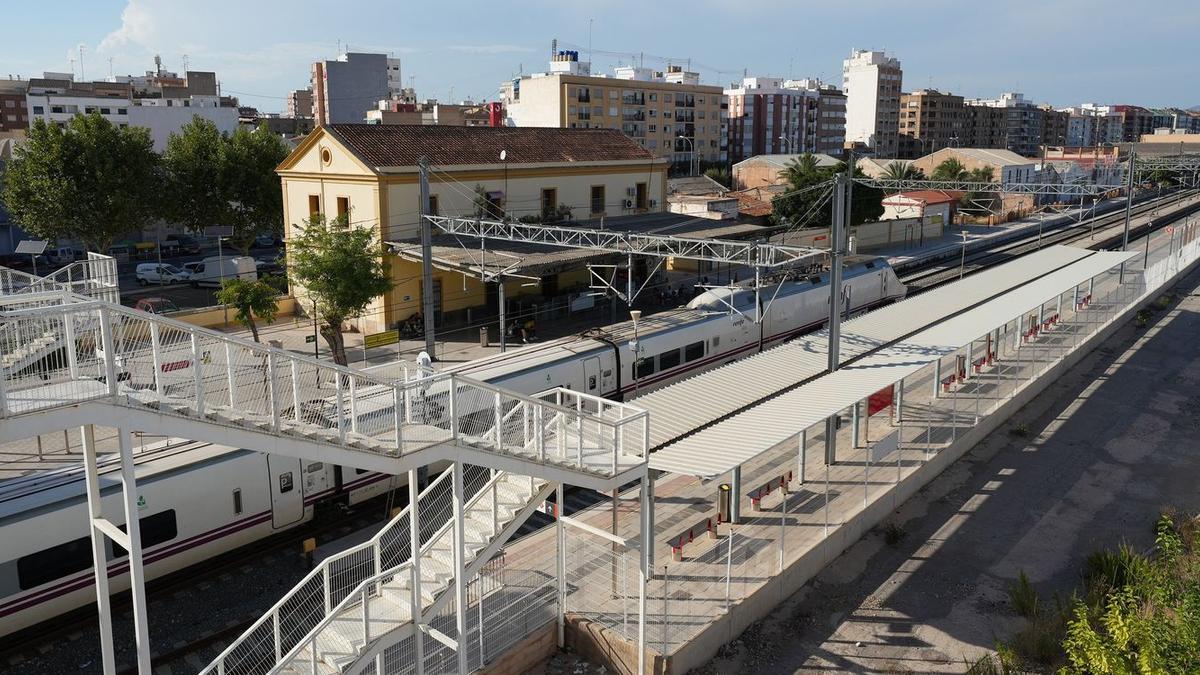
{"left": 324, "top": 568, "right": 332, "bottom": 613}
{"left": 335, "top": 371, "right": 346, "bottom": 444}
{"left": 491, "top": 480, "right": 498, "bottom": 535}
{"left": 267, "top": 350, "right": 279, "bottom": 432}
{"left": 576, "top": 411, "right": 585, "bottom": 468}
{"left": 493, "top": 390, "right": 502, "bottom": 448}
{"left": 63, "top": 311, "right": 78, "bottom": 380}
{"left": 149, "top": 322, "right": 162, "bottom": 400}
{"left": 611, "top": 422, "right": 619, "bottom": 476}
{"left": 536, "top": 406, "right": 545, "bottom": 462}
{"left": 191, "top": 333, "right": 205, "bottom": 417}
{"left": 309, "top": 635, "right": 318, "bottom": 673}
{"left": 449, "top": 375, "right": 459, "bottom": 439}
{"left": 224, "top": 342, "right": 236, "bottom": 408}
{"left": 290, "top": 360, "right": 302, "bottom": 424}
{"left": 408, "top": 467, "right": 425, "bottom": 675}
{"left": 393, "top": 385, "right": 405, "bottom": 453}
{"left": 99, "top": 306, "right": 118, "bottom": 398}
{"left": 361, "top": 586, "right": 371, "bottom": 645}
{"left": 273, "top": 611, "right": 281, "bottom": 661}
{"left": 349, "top": 374, "right": 359, "bottom": 434}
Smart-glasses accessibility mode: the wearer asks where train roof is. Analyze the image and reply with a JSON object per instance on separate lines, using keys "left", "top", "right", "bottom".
{"left": 0, "top": 440, "right": 248, "bottom": 524}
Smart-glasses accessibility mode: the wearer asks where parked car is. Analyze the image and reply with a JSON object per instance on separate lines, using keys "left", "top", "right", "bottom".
{"left": 252, "top": 234, "right": 280, "bottom": 249}
{"left": 254, "top": 256, "right": 283, "bottom": 276}
{"left": 187, "top": 256, "right": 257, "bottom": 288}
{"left": 46, "top": 247, "right": 85, "bottom": 265}
{"left": 135, "top": 263, "right": 191, "bottom": 285}
{"left": 163, "top": 234, "right": 202, "bottom": 254}
{"left": 133, "top": 297, "right": 181, "bottom": 314}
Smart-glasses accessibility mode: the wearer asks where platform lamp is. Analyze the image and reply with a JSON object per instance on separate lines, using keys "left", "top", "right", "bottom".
{"left": 499, "top": 149, "right": 508, "bottom": 220}
{"left": 629, "top": 309, "right": 643, "bottom": 395}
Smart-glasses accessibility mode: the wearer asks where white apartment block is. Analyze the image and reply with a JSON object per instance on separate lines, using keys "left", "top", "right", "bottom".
{"left": 842, "top": 49, "right": 902, "bottom": 157}
{"left": 724, "top": 77, "right": 816, "bottom": 163}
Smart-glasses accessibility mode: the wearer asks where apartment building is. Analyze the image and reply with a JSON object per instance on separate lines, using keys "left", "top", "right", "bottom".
{"left": 802, "top": 80, "right": 848, "bottom": 157}
{"left": 285, "top": 88, "right": 313, "bottom": 119}
{"left": 897, "top": 89, "right": 964, "bottom": 159}
{"left": 365, "top": 100, "right": 499, "bottom": 127}
{"left": 500, "top": 51, "right": 727, "bottom": 173}
{"left": 842, "top": 49, "right": 902, "bottom": 157}
{"left": 312, "top": 52, "right": 392, "bottom": 125}
{"left": 0, "top": 79, "right": 29, "bottom": 132}
{"left": 724, "top": 77, "right": 816, "bottom": 163}
{"left": 963, "top": 93, "right": 1068, "bottom": 156}
{"left": 23, "top": 69, "right": 238, "bottom": 150}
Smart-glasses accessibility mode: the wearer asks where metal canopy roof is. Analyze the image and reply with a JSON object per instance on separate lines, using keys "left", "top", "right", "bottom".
{"left": 635, "top": 245, "right": 1096, "bottom": 450}
{"left": 647, "top": 249, "right": 1137, "bottom": 478}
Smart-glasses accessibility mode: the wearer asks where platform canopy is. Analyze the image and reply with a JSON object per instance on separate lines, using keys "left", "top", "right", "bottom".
{"left": 646, "top": 249, "right": 1137, "bottom": 478}
{"left": 636, "top": 245, "right": 1099, "bottom": 450}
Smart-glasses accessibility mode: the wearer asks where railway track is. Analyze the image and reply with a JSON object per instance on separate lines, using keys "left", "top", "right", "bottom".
{"left": 900, "top": 188, "right": 1200, "bottom": 290}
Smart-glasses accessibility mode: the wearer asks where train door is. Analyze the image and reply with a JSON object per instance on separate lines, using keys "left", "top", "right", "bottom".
{"left": 267, "top": 455, "right": 304, "bottom": 528}
{"left": 583, "top": 356, "right": 602, "bottom": 395}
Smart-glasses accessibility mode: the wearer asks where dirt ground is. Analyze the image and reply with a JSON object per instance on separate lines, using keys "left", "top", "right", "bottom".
{"left": 698, "top": 268, "right": 1200, "bottom": 674}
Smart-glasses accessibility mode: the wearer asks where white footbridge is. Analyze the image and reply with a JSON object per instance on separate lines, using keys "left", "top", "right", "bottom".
{"left": 0, "top": 259, "right": 651, "bottom": 675}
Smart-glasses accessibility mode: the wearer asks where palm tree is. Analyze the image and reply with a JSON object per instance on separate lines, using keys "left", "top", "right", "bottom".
{"left": 778, "top": 153, "right": 821, "bottom": 186}
{"left": 968, "top": 167, "right": 994, "bottom": 184}
{"left": 931, "top": 158, "right": 969, "bottom": 182}
{"left": 882, "top": 161, "right": 925, "bottom": 181}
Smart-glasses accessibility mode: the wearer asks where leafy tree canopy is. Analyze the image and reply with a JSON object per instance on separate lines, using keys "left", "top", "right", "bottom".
{"left": 771, "top": 153, "right": 883, "bottom": 229}
{"left": 1, "top": 114, "right": 161, "bottom": 251}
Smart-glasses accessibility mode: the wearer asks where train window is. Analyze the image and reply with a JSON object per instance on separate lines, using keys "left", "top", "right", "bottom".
{"left": 658, "top": 349, "right": 681, "bottom": 371}
{"left": 17, "top": 536, "right": 92, "bottom": 590}
{"left": 635, "top": 357, "right": 655, "bottom": 379}
{"left": 306, "top": 462, "right": 324, "bottom": 473}
{"left": 110, "top": 510, "right": 179, "bottom": 559}
{"left": 233, "top": 488, "right": 243, "bottom": 515}
{"left": 279, "top": 472, "right": 294, "bottom": 493}
{"left": 684, "top": 341, "right": 704, "bottom": 362}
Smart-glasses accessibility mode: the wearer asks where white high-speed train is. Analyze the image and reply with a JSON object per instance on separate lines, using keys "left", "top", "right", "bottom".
{"left": 398, "top": 256, "right": 906, "bottom": 400}
{"left": 0, "top": 257, "right": 903, "bottom": 639}
{"left": 0, "top": 440, "right": 400, "bottom": 639}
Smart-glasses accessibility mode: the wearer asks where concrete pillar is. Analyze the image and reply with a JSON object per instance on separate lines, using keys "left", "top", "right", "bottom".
{"left": 894, "top": 378, "right": 904, "bottom": 424}
{"left": 82, "top": 425, "right": 116, "bottom": 675}
{"left": 118, "top": 429, "right": 151, "bottom": 675}
{"left": 933, "top": 359, "right": 942, "bottom": 398}
{"left": 851, "top": 400, "right": 861, "bottom": 447}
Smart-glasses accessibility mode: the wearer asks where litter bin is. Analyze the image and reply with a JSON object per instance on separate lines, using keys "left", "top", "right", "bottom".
{"left": 480, "top": 326, "right": 489, "bottom": 348}
{"left": 718, "top": 483, "right": 732, "bottom": 523}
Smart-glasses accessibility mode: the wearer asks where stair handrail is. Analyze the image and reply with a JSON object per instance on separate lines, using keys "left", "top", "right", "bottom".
{"left": 199, "top": 465, "right": 455, "bottom": 675}
{"left": 272, "top": 468, "right": 516, "bottom": 673}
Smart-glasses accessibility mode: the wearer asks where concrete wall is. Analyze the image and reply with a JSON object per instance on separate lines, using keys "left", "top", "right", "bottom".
{"left": 732, "top": 162, "right": 786, "bottom": 190}
{"left": 126, "top": 105, "right": 240, "bottom": 152}
{"left": 168, "top": 295, "right": 298, "bottom": 329}
{"left": 322, "top": 53, "right": 389, "bottom": 124}
{"left": 851, "top": 214, "right": 944, "bottom": 252}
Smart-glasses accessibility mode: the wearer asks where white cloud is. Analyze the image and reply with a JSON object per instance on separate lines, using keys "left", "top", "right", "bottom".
{"left": 98, "top": 0, "right": 157, "bottom": 53}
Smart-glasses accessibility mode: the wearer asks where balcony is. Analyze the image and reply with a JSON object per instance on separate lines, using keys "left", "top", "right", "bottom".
{"left": 621, "top": 93, "right": 646, "bottom": 105}
{"left": 576, "top": 93, "right": 591, "bottom": 103}
{"left": 622, "top": 111, "right": 646, "bottom": 122}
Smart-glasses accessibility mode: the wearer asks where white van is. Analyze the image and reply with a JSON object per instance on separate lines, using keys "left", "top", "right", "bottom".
{"left": 187, "top": 256, "right": 258, "bottom": 288}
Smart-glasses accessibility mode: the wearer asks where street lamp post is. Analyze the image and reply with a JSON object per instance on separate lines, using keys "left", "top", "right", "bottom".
{"left": 500, "top": 149, "right": 509, "bottom": 220}
{"left": 778, "top": 136, "right": 790, "bottom": 154}
{"left": 676, "top": 135, "right": 696, "bottom": 176}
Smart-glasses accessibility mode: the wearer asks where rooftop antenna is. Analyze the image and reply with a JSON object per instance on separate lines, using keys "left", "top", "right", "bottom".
{"left": 336, "top": 39, "right": 341, "bottom": 55}
{"left": 67, "top": 52, "right": 76, "bottom": 81}
{"left": 588, "top": 18, "right": 593, "bottom": 65}
{"left": 78, "top": 44, "right": 86, "bottom": 80}
{"left": 183, "top": 54, "right": 189, "bottom": 73}
{"left": 107, "top": 57, "right": 114, "bottom": 79}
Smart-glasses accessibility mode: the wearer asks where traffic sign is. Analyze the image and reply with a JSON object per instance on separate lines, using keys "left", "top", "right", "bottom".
{"left": 305, "top": 335, "right": 317, "bottom": 344}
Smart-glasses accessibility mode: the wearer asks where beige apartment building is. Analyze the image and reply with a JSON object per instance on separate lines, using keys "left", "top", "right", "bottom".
{"left": 898, "top": 89, "right": 965, "bottom": 159}
{"left": 500, "top": 51, "right": 727, "bottom": 173}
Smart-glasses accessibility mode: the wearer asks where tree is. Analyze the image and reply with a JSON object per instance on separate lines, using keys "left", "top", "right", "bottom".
{"left": 288, "top": 214, "right": 393, "bottom": 365}
{"left": 881, "top": 161, "right": 925, "bottom": 180}
{"left": 772, "top": 155, "right": 883, "bottom": 229}
{"left": 1, "top": 114, "right": 161, "bottom": 251}
{"left": 215, "top": 277, "right": 281, "bottom": 343}
{"left": 931, "top": 158, "right": 970, "bottom": 182}
{"left": 963, "top": 167, "right": 998, "bottom": 213}
{"left": 162, "top": 119, "right": 290, "bottom": 253}
{"left": 161, "top": 117, "right": 227, "bottom": 235}
{"left": 222, "top": 125, "right": 290, "bottom": 252}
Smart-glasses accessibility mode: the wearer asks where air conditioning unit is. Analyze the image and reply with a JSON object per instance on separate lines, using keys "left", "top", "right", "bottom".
{"left": 626, "top": 187, "right": 637, "bottom": 196}
{"left": 623, "top": 199, "right": 634, "bottom": 209}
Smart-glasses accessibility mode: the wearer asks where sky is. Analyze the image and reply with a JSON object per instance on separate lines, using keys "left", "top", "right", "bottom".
{"left": 2, "top": 0, "right": 1196, "bottom": 114}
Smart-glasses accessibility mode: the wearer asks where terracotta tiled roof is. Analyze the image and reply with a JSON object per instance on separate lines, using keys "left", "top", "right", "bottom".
{"left": 883, "top": 190, "right": 964, "bottom": 205}
{"left": 326, "top": 124, "right": 657, "bottom": 169}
